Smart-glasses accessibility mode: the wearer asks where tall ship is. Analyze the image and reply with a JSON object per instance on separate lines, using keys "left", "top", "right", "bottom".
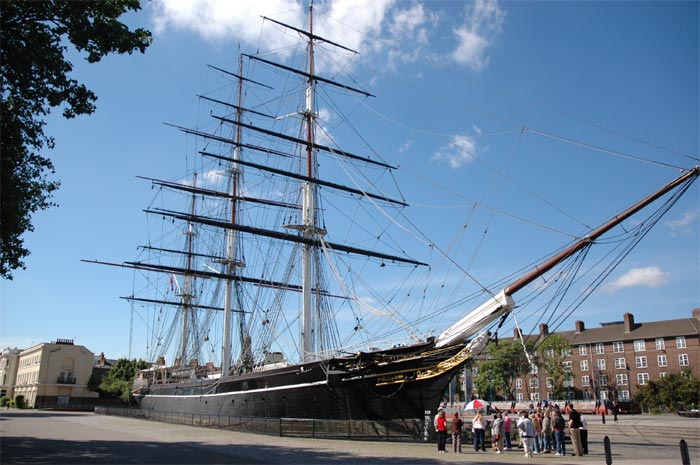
{"left": 87, "top": 2, "right": 698, "bottom": 426}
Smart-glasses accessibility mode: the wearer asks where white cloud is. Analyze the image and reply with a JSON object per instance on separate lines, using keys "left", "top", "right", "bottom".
{"left": 150, "top": 0, "right": 303, "bottom": 48}
{"left": 149, "top": 0, "right": 398, "bottom": 73}
{"left": 666, "top": 210, "right": 698, "bottom": 237}
{"left": 431, "top": 134, "right": 478, "bottom": 168}
{"left": 202, "top": 169, "right": 224, "bottom": 185}
{"left": 398, "top": 140, "right": 413, "bottom": 154}
{"left": 602, "top": 266, "right": 669, "bottom": 293}
{"left": 315, "top": 107, "right": 335, "bottom": 146}
{"left": 451, "top": 0, "right": 505, "bottom": 71}
{"left": 383, "top": 3, "right": 440, "bottom": 69}
{"left": 149, "top": 1, "right": 460, "bottom": 76}
{"left": 176, "top": 169, "right": 224, "bottom": 189}
{"left": 321, "top": 0, "right": 394, "bottom": 54}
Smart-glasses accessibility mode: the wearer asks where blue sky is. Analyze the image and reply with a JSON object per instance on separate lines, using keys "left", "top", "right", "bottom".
{"left": 2, "top": 0, "right": 698, "bottom": 361}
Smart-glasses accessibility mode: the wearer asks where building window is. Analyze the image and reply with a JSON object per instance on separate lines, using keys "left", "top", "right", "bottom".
{"left": 583, "top": 391, "right": 592, "bottom": 400}
{"left": 563, "top": 361, "right": 573, "bottom": 372}
{"left": 613, "top": 341, "right": 624, "bottom": 353}
{"left": 655, "top": 338, "right": 665, "bottom": 350}
{"left": 581, "top": 375, "right": 590, "bottom": 387}
{"left": 637, "top": 373, "right": 649, "bottom": 385}
{"left": 530, "top": 364, "right": 538, "bottom": 374}
{"left": 597, "top": 359, "right": 606, "bottom": 370}
{"left": 578, "top": 345, "right": 587, "bottom": 355}
{"left": 615, "top": 358, "right": 626, "bottom": 369}
{"left": 599, "top": 375, "right": 608, "bottom": 386}
{"left": 676, "top": 336, "right": 687, "bottom": 349}
{"left": 516, "top": 378, "right": 523, "bottom": 389}
{"left": 635, "top": 356, "right": 648, "bottom": 369}
{"left": 531, "top": 392, "right": 540, "bottom": 401}
{"left": 561, "top": 348, "right": 571, "bottom": 357}
{"left": 530, "top": 378, "right": 539, "bottom": 389}
{"left": 659, "top": 372, "right": 667, "bottom": 378}
{"left": 547, "top": 391, "right": 554, "bottom": 400}
{"left": 517, "top": 392, "right": 524, "bottom": 402}
{"left": 564, "top": 376, "right": 574, "bottom": 387}
{"left": 657, "top": 355, "right": 667, "bottom": 367}
{"left": 545, "top": 349, "right": 554, "bottom": 358}
{"left": 616, "top": 374, "right": 628, "bottom": 386}
{"left": 600, "top": 391, "right": 609, "bottom": 401}
{"left": 679, "top": 354, "right": 689, "bottom": 367}
{"left": 634, "top": 340, "right": 646, "bottom": 352}
{"left": 596, "top": 343, "right": 605, "bottom": 354}
{"left": 546, "top": 378, "right": 553, "bottom": 388}
{"left": 618, "top": 390, "right": 630, "bottom": 401}
{"left": 580, "top": 360, "right": 588, "bottom": 371}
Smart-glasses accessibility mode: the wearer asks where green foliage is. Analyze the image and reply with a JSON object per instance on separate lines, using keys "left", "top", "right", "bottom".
{"left": 537, "top": 334, "right": 573, "bottom": 396}
{"left": 474, "top": 339, "right": 535, "bottom": 400}
{"left": 0, "top": 0, "right": 152, "bottom": 279}
{"left": 633, "top": 369, "right": 700, "bottom": 413}
{"left": 87, "top": 371, "right": 101, "bottom": 392}
{"left": 13, "top": 394, "right": 25, "bottom": 409}
{"left": 0, "top": 396, "right": 10, "bottom": 407}
{"left": 98, "top": 358, "right": 149, "bottom": 403}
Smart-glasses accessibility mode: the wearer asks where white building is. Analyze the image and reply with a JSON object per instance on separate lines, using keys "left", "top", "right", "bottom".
{"left": 0, "top": 347, "right": 21, "bottom": 399}
{"left": 13, "top": 339, "right": 98, "bottom": 408}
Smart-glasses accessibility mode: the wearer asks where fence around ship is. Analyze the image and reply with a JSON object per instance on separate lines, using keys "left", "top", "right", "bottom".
{"left": 95, "top": 406, "right": 424, "bottom": 442}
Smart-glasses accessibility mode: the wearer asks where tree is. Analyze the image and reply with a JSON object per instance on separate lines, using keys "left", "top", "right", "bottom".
{"left": 537, "top": 334, "right": 573, "bottom": 399}
{"left": 474, "top": 339, "right": 535, "bottom": 400}
{"left": 13, "top": 394, "right": 25, "bottom": 409}
{"left": 96, "top": 358, "right": 149, "bottom": 403}
{"left": 633, "top": 369, "right": 700, "bottom": 413}
{"left": 0, "top": 0, "right": 152, "bottom": 279}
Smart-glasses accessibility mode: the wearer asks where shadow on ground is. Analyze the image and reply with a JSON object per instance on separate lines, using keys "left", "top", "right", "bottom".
{"left": 1, "top": 436, "right": 447, "bottom": 465}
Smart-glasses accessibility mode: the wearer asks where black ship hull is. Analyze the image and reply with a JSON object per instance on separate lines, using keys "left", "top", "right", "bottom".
{"left": 135, "top": 340, "right": 470, "bottom": 422}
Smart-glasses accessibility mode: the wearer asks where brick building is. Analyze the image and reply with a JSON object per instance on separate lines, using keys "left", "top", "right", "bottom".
{"left": 510, "top": 308, "right": 699, "bottom": 404}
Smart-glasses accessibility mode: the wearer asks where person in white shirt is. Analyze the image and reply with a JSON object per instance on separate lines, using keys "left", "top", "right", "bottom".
{"left": 517, "top": 411, "right": 536, "bottom": 458}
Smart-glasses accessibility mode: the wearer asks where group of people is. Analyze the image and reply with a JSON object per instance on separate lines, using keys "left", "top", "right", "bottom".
{"left": 434, "top": 403, "right": 589, "bottom": 458}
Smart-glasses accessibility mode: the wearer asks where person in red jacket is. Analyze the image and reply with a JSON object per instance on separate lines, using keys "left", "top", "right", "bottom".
{"left": 434, "top": 409, "right": 448, "bottom": 453}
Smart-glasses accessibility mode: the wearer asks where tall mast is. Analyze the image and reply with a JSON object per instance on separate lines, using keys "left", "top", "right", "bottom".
{"left": 301, "top": 0, "right": 317, "bottom": 362}
{"left": 178, "top": 173, "right": 198, "bottom": 367}
{"left": 220, "top": 54, "right": 246, "bottom": 377}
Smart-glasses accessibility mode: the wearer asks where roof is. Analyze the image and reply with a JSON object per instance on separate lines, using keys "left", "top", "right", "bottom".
{"left": 537, "top": 317, "right": 700, "bottom": 345}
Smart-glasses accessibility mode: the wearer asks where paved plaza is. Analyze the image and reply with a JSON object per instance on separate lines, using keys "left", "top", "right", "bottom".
{"left": 1, "top": 409, "right": 698, "bottom": 464}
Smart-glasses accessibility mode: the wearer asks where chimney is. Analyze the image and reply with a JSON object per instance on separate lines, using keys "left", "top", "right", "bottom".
{"left": 693, "top": 308, "right": 700, "bottom": 320}
{"left": 624, "top": 313, "right": 635, "bottom": 333}
{"left": 575, "top": 320, "right": 585, "bottom": 333}
{"left": 539, "top": 323, "right": 549, "bottom": 335}
{"left": 513, "top": 328, "right": 522, "bottom": 340}
{"left": 99, "top": 352, "right": 106, "bottom": 366}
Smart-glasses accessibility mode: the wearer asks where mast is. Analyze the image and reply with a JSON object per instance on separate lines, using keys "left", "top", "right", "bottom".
{"left": 436, "top": 166, "right": 700, "bottom": 348}
{"left": 220, "top": 54, "right": 245, "bottom": 377}
{"left": 301, "top": 0, "right": 317, "bottom": 362}
{"left": 178, "top": 173, "right": 198, "bottom": 367}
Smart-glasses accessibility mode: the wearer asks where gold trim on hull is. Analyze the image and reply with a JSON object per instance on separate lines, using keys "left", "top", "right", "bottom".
{"left": 375, "top": 344, "right": 472, "bottom": 387}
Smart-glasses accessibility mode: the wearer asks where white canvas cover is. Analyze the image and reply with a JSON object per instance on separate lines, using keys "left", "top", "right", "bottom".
{"left": 435, "top": 290, "right": 515, "bottom": 348}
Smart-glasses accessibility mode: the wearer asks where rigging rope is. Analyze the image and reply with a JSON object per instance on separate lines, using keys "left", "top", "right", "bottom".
{"left": 511, "top": 310, "right": 536, "bottom": 372}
